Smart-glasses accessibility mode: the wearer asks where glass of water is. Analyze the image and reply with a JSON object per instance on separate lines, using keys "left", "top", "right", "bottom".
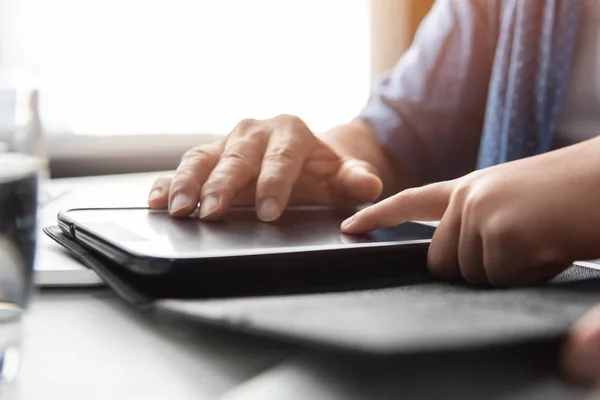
{"left": 0, "top": 85, "right": 46, "bottom": 399}
{"left": 0, "top": 87, "right": 48, "bottom": 176}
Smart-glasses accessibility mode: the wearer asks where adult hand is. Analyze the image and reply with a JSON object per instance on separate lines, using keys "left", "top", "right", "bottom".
{"left": 341, "top": 141, "right": 600, "bottom": 287}
{"left": 148, "top": 115, "right": 382, "bottom": 221}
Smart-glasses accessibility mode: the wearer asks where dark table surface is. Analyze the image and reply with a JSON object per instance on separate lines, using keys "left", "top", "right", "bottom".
{"left": 18, "top": 287, "right": 596, "bottom": 400}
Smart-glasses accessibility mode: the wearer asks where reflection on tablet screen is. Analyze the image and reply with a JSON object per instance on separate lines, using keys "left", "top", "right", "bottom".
{"left": 69, "top": 207, "right": 435, "bottom": 258}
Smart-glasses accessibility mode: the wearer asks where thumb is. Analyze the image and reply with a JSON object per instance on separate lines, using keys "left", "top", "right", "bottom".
{"left": 341, "top": 181, "right": 452, "bottom": 234}
{"left": 334, "top": 158, "right": 383, "bottom": 203}
{"left": 562, "top": 304, "right": 600, "bottom": 385}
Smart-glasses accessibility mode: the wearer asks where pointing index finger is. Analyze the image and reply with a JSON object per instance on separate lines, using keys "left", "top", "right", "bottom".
{"left": 341, "top": 181, "right": 453, "bottom": 233}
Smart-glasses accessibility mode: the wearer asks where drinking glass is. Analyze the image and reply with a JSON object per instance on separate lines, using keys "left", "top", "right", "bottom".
{"left": 0, "top": 86, "right": 46, "bottom": 399}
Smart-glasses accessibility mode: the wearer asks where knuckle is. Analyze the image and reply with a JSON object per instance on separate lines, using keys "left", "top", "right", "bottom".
{"left": 221, "top": 149, "right": 255, "bottom": 172}
{"left": 399, "top": 187, "right": 418, "bottom": 198}
{"left": 396, "top": 186, "right": 421, "bottom": 202}
{"left": 202, "top": 173, "right": 233, "bottom": 195}
{"left": 170, "top": 174, "right": 195, "bottom": 191}
{"left": 173, "top": 165, "right": 196, "bottom": 181}
{"left": 392, "top": 186, "right": 427, "bottom": 210}
{"left": 264, "top": 146, "right": 297, "bottom": 165}
{"left": 463, "top": 170, "right": 483, "bottom": 182}
{"left": 462, "top": 190, "right": 486, "bottom": 217}
{"left": 482, "top": 215, "right": 512, "bottom": 247}
{"left": 232, "top": 121, "right": 268, "bottom": 141}
{"left": 244, "top": 127, "right": 268, "bottom": 140}
{"left": 450, "top": 182, "right": 472, "bottom": 203}
{"left": 274, "top": 114, "right": 308, "bottom": 131}
{"left": 174, "top": 159, "right": 200, "bottom": 179}
{"left": 182, "top": 147, "right": 216, "bottom": 164}
{"left": 274, "top": 113, "right": 299, "bottom": 124}
{"left": 234, "top": 118, "right": 258, "bottom": 132}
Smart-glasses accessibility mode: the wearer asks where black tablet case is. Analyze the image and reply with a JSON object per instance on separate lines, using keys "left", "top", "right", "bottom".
{"left": 44, "top": 225, "right": 600, "bottom": 356}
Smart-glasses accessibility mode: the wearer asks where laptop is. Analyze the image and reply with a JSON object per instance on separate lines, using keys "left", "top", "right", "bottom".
{"left": 35, "top": 172, "right": 162, "bottom": 286}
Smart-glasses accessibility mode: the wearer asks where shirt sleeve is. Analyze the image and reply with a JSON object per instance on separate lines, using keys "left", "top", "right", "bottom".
{"left": 357, "top": 0, "right": 499, "bottom": 185}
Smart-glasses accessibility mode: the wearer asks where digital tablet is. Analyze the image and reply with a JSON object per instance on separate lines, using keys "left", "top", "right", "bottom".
{"left": 56, "top": 207, "right": 435, "bottom": 282}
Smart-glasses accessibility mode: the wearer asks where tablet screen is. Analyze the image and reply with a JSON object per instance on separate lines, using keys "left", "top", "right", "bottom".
{"left": 63, "top": 207, "right": 435, "bottom": 259}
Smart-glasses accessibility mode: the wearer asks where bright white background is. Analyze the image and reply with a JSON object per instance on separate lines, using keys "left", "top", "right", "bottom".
{"left": 1, "top": 0, "right": 371, "bottom": 136}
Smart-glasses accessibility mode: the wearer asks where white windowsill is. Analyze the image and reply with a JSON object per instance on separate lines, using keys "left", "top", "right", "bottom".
{"left": 46, "top": 132, "right": 222, "bottom": 177}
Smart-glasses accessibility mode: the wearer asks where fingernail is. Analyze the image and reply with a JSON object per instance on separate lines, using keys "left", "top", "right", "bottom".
{"left": 148, "top": 188, "right": 162, "bottom": 202}
{"left": 341, "top": 215, "right": 355, "bottom": 230}
{"left": 258, "top": 198, "right": 281, "bottom": 222}
{"left": 200, "top": 195, "right": 219, "bottom": 218}
{"left": 170, "top": 193, "right": 192, "bottom": 214}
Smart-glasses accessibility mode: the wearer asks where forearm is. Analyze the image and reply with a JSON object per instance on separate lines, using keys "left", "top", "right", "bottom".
{"left": 319, "top": 120, "right": 415, "bottom": 198}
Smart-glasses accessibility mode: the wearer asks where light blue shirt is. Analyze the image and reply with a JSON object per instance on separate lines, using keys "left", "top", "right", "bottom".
{"left": 358, "top": 0, "right": 581, "bottom": 185}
